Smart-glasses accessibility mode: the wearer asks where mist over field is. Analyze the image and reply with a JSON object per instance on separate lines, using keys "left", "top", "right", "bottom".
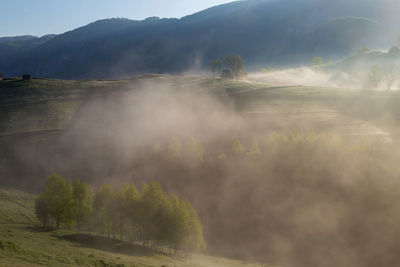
{"left": 3, "top": 0, "right": 400, "bottom": 267}
{"left": 1, "top": 75, "right": 400, "bottom": 266}
{"left": 249, "top": 67, "right": 361, "bottom": 88}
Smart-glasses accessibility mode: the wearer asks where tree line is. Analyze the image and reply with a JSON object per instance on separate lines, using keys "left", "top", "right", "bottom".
{"left": 35, "top": 174, "right": 206, "bottom": 255}
{"left": 145, "top": 130, "right": 395, "bottom": 266}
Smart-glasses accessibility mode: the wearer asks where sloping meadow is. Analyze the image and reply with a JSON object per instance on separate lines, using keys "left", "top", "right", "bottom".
{"left": 2, "top": 77, "right": 400, "bottom": 266}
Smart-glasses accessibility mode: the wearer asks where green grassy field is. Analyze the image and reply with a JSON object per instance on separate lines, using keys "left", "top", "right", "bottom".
{"left": 0, "top": 189, "right": 36, "bottom": 225}
{"left": 2, "top": 75, "right": 400, "bottom": 139}
{"left": 0, "top": 188, "right": 271, "bottom": 267}
{"left": 1, "top": 74, "right": 400, "bottom": 190}
{"left": 2, "top": 75, "right": 400, "bottom": 266}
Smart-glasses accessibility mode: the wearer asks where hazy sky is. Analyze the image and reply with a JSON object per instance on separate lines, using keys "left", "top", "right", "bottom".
{"left": 1, "top": 0, "right": 234, "bottom": 37}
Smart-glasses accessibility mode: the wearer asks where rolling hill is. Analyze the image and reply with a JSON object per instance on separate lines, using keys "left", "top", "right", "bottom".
{"left": 1, "top": 0, "right": 399, "bottom": 79}
{"left": 1, "top": 74, "right": 399, "bottom": 190}
{"left": 0, "top": 187, "right": 268, "bottom": 267}
{"left": 2, "top": 75, "right": 400, "bottom": 266}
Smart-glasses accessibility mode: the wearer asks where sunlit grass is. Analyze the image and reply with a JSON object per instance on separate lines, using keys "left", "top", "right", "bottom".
{"left": 0, "top": 188, "right": 270, "bottom": 267}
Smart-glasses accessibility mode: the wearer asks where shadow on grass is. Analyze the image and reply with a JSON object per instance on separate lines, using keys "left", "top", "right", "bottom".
{"left": 24, "top": 225, "right": 55, "bottom": 233}
{"left": 57, "top": 233, "right": 154, "bottom": 257}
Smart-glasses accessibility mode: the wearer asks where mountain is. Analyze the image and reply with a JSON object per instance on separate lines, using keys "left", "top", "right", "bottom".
{"left": 0, "top": 34, "right": 57, "bottom": 69}
{"left": 0, "top": 35, "right": 38, "bottom": 43}
{"left": 0, "top": 0, "right": 399, "bottom": 79}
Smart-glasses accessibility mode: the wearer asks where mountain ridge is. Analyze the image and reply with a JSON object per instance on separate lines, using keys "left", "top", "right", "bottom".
{"left": 0, "top": 0, "right": 399, "bottom": 79}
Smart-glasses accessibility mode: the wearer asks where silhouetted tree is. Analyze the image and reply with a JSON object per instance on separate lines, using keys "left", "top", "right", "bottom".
{"left": 382, "top": 64, "right": 399, "bottom": 90}
{"left": 224, "top": 54, "right": 246, "bottom": 79}
{"left": 210, "top": 58, "right": 222, "bottom": 77}
{"left": 367, "top": 65, "right": 383, "bottom": 89}
{"left": 35, "top": 194, "right": 50, "bottom": 227}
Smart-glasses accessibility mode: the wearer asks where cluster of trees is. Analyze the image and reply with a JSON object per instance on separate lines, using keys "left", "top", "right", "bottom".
{"left": 154, "top": 130, "right": 356, "bottom": 164}
{"left": 35, "top": 174, "right": 206, "bottom": 255}
{"left": 154, "top": 137, "right": 205, "bottom": 165}
{"left": 210, "top": 54, "right": 247, "bottom": 80}
{"left": 365, "top": 46, "right": 400, "bottom": 90}
{"left": 367, "top": 63, "right": 400, "bottom": 90}
{"left": 30, "top": 128, "right": 400, "bottom": 266}
{"left": 143, "top": 130, "right": 396, "bottom": 266}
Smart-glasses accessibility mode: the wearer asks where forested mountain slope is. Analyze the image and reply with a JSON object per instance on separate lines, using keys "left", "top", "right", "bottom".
{"left": 1, "top": 0, "right": 399, "bottom": 79}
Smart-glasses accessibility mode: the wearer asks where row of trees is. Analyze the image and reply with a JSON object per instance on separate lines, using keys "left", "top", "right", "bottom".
{"left": 35, "top": 174, "right": 206, "bottom": 255}
{"left": 153, "top": 130, "right": 358, "bottom": 164}
{"left": 210, "top": 54, "right": 247, "bottom": 79}
{"left": 142, "top": 127, "right": 395, "bottom": 264}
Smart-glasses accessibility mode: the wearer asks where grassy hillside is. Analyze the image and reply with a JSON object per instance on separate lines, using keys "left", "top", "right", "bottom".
{"left": 3, "top": 76, "right": 400, "bottom": 266}
{"left": 2, "top": 75, "right": 400, "bottom": 190}
{"left": 3, "top": 74, "right": 400, "bottom": 142}
{"left": 0, "top": 188, "right": 36, "bottom": 224}
{"left": 0, "top": 187, "right": 268, "bottom": 267}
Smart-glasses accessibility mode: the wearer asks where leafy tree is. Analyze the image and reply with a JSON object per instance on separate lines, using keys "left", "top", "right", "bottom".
{"left": 35, "top": 176, "right": 206, "bottom": 255}
{"left": 218, "top": 152, "right": 227, "bottom": 160}
{"left": 232, "top": 139, "right": 245, "bottom": 154}
{"left": 183, "top": 199, "right": 206, "bottom": 253}
{"left": 154, "top": 195, "right": 174, "bottom": 250}
{"left": 37, "top": 173, "right": 74, "bottom": 228}
{"left": 139, "top": 181, "right": 171, "bottom": 248}
{"left": 210, "top": 58, "right": 222, "bottom": 77}
{"left": 367, "top": 64, "right": 400, "bottom": 90}
{"left": 72, "top": 180, "right": 93, "bottom": 232}
{"left": 118, "top": 183, "right": 141, "bottom": 243}
{"left": 170, "top": 194, "right": 206, "bottom": 254}
{"left": 169, "top": 193, "right": 189, "bottom": 253}
{"left": 224, "top": 54, "right": 246, "bottom": 79}
{"left": 92, "top": 183, "right": 115, "bottom": 237}
{"left": 35, "top": 194, "right": 50, "bottom": 227}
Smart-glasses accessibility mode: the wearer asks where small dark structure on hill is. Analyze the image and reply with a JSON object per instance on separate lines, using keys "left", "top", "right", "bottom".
{"left": 221, "top": 69, "right": 234, "bottom": 79}
{"left": 0, "top": 74, "right": 3, "bottom": 81}
{"left": 22, "top": 74, "right": 31, "bottom": 80}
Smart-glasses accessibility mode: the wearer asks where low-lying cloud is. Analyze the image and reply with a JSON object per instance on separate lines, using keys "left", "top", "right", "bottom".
{"left": 249, "top": 67, "right": 363, "bottom": 89}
